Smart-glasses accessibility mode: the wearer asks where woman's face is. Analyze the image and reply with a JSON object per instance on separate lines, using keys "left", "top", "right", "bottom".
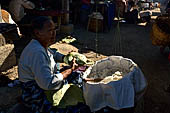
{"left": 38, "top": 20, "right": 57, "bottom": 47}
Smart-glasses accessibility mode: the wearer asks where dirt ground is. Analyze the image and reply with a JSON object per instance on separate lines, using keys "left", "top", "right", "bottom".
{"left": 1, "top": 9, "right": 170, "bottom": 113}
{"left": 72, "top": 21, "right": 170, "bottom": 113}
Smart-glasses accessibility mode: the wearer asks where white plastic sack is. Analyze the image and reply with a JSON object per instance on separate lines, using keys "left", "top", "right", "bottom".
{"left": 82, "top": 56, "right": 147, "bottom": 112}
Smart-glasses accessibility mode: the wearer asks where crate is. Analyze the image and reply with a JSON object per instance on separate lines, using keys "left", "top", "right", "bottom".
{"left": 87, "top": 17, "right": 103, "bottom": 32}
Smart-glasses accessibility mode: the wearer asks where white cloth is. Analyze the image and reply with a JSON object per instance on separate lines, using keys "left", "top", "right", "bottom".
{"left": 83, "top": 56, "right": 147, "bottom": 112}
{"left": 9, "top": 0, "right": 35, "bottom": 22}
{"left": 19, "top": 39, "right": 65, "bottom": 90}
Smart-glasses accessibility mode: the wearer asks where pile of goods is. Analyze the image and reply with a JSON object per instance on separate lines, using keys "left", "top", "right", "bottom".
{"left": 150, "top": 14, "right": 170, "bottom": 46}
{"left": 85, "top": 68, "right": 128, "bottom": 84}
{"left": 103, "top": 71, "right": 124, "bottom": 81}
{"left": 83, "top": 56, "right": 132, "bottom": 84}
{"left": 64, "top": 52, "right": 94, "bottom": 66}
{"left": 97, "top": 71, "right": 125, "bottom": 84}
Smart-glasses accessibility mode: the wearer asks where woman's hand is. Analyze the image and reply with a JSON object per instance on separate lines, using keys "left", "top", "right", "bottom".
{"left": 70, "top": 58, "right": 79, "bottom": 70}
{"left": 61, "top": 58, "right": 78, "bottom": 79}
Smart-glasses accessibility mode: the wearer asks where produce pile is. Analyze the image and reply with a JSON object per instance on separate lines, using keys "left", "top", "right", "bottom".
{"left": 64, "top": 52, "right": 94, "bottom": 66}
{"left": 87, "top": 71, "right": 125, "bottom": 84}
{"left": 86, "top": 69, "right": 128, "bottom": 83}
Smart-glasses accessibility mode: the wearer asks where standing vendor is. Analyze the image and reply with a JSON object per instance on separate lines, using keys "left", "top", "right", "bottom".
{"left": 18, "top": 16, "right": 77, "bottom": 113}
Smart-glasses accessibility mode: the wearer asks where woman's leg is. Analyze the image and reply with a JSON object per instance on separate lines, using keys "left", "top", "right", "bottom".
{"left": 21, "top": 81, "right": 55, "bottom": 113}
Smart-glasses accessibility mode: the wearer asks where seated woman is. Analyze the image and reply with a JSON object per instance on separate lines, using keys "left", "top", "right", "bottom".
{"left": 18, "top": 16, "right": 78, "bottom": 113}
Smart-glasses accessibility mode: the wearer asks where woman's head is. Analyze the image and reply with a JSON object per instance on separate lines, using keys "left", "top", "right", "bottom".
{"left": 31, "top": 16, "right": 57, "bottom": 48}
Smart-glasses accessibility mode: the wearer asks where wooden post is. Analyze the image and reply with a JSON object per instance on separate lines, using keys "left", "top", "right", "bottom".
{"left": 0, "top": 4, "right": 2, "bottom": 22}
{"left": 62, "top": 0, "right": 69, "bottom": 24}
{"left": 61, "top": 0, "right": 74, "bottom": 34}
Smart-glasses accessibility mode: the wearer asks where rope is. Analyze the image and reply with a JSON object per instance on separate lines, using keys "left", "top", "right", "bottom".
{"left": 94, "top": 3, "right": 124, "bottom": 57}
{"left": 95, "top": 0, "right": 98, "bottom": 58}
{"left": 112, "top": 7, "right": 123, "bottom": 56}
{"left": 95, "top": 0, "right": 99, "bottom": 77}
{"left": 94, "top": 1, "right": 125, "bottom": 77}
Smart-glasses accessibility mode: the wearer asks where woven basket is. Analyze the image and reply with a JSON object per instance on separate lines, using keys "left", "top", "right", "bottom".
{"left": 150, "top": 15, "right": 170, "bottom": 46}
{"left": 150, "top": 23, "right": 170, "bottom": 46}
{"left": 87, "top": 17, "right": 103, "bottom": 33}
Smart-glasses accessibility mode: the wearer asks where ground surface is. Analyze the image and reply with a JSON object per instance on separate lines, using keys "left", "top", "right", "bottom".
{"left": 1, "top": 9, "right": 170, "bottom": 113}
{"left": 72, "top": 21, "right": 170, "bottom": 113}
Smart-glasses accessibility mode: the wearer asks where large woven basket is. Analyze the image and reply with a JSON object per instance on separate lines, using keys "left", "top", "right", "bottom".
{"left": 150, "top": 15, "right": 170, "bottom": 46}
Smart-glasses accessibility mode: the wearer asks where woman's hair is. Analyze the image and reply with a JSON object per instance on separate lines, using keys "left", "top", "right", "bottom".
{"left": 31, "top": 16, "right": 51, "bottom": 31}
